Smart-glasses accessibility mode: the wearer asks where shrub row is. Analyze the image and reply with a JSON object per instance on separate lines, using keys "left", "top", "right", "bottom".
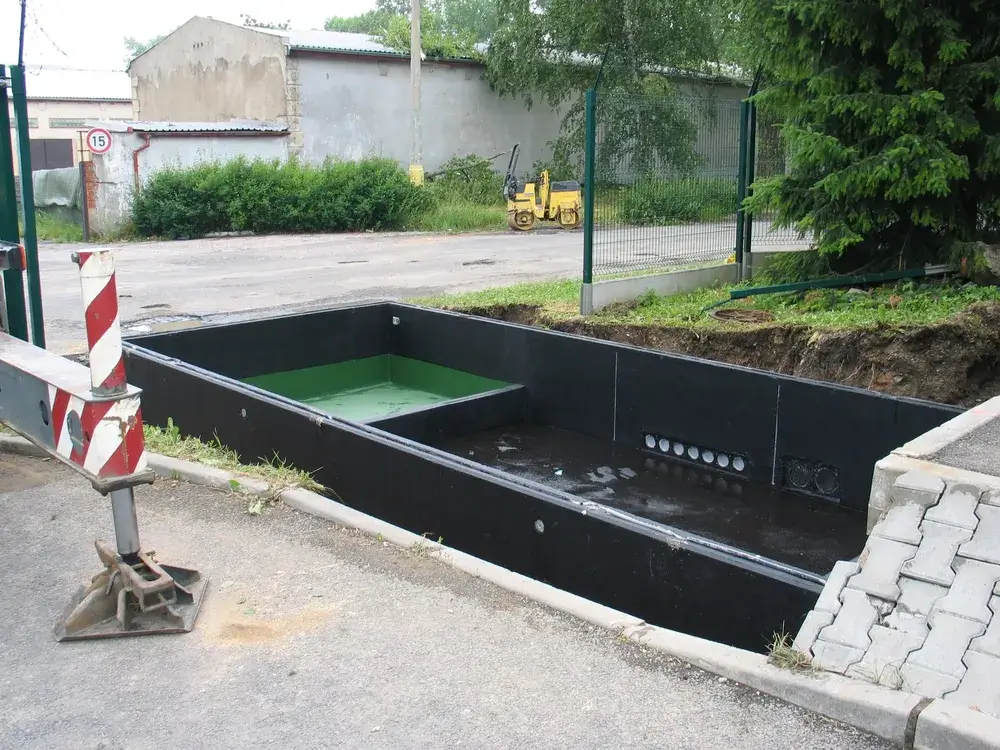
{"left": 132, "top": 158, "right": 431, "bottom": 239}
{"left": 619, "top": 178, "right": 738, "bottom": 225}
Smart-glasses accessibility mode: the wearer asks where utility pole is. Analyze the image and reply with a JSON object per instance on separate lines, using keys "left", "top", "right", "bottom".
{"left": 409, "top": 0, "right": 423, "bottom": 185}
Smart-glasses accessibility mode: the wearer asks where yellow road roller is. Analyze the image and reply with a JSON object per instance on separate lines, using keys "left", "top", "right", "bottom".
{"left": 503, "top": 144, "right": 583, "bottom": 231}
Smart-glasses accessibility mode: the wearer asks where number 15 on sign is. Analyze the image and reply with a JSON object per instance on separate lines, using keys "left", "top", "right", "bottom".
{"left": 86, "top": 128, "right": 112, "bottom": 155}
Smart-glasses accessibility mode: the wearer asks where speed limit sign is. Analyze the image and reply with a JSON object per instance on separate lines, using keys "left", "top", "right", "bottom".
{"left": 86, "top": 128, "right": 112, "bottom": 155}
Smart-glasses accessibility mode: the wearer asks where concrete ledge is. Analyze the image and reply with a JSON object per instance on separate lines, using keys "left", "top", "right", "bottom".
{"left": 591, "top": 263, "right": 738, "bottom": 311}
{"left": 896, "top": 395, "right": 1000, "bottom": 460}
{"left": 914, "top": 701, "right": 1000, "bottom": 750}
{"left": 146, "top": 454, "right": 271, "bottom": 495}
{"left": 624, "top": 624, "right": 925, "bottom": 746}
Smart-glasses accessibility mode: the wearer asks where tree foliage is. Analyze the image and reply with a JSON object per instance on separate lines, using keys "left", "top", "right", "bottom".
{"left": 124, "top": 34, "right": 166, "bottom": 64}
{"left": 325, "top": 0, "right": 495, "bottom": 57}
{"left": 240, "top": 14, "right": 291, "bottom": 30}
{"left": 485, "top": 0, "right": 728, "bottom": 176}
{"left": 743, "top": 0, "right": 1000, "bottom": 267}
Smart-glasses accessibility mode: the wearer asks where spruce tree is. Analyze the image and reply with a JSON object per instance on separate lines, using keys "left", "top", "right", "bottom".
{"left": 743, "top": 0, "right": 1000, "bottom": 268}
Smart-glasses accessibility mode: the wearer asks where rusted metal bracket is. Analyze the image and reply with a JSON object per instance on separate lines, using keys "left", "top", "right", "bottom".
{"left": 55, "top": 541, "right": 208, "bottom": 641}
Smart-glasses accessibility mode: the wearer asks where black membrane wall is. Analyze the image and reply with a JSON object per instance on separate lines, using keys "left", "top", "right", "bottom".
{"left": 123, "top": 302, "right": 961, "bottom": 652}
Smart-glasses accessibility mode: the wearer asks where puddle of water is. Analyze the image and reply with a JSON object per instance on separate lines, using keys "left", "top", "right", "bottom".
{"left": 434, "top": 424, "right": 867, "bottom": 575}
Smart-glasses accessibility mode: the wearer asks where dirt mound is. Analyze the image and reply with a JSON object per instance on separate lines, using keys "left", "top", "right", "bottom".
{"left": 452, "top": 302, "right": 1000, "bottom": 407}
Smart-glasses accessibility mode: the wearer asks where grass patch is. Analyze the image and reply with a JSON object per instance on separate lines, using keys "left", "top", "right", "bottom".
{"left": 416, "top": 274, "right": 1000, "bottom": 330}
{"left": 143, "top": 418, "right": 321, "bottom": 494}
{"left": 766, "top": 630, "right": 814, "bottom": 671}
{"left": 414, "top": 201, "right": 507, "bottom": 233}
{"left": 19, "top": 212, "right": 84, "bottom": 243}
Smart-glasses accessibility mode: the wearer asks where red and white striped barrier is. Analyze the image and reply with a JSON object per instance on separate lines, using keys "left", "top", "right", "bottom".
{"left": 74, "top": 250, "right": 128, "bottom": 395}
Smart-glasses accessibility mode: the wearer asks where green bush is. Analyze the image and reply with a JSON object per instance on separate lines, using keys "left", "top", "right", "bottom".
{"left": 620, "top": 178, "right": 737, "bottom": 226}
{"left": 133, "top": 157, "right": 431, "bottom": 239}
{"left": 426, "top": 154, "right": 505, "bottom": 206}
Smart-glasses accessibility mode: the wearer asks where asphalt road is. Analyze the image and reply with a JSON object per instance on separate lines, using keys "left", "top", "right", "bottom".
{"left": 30, "top": 220, "right": 803, "bottom": 354}
{"left": 0, "top": 454, "right": 887, "bottom": 750}
{"left": 36, "top": 230, "right": 584, "bottom": 354}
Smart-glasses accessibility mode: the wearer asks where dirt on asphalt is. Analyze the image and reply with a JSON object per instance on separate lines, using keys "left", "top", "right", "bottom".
{"left": 455, "top": 301, "right": 1000, "bottom": 407}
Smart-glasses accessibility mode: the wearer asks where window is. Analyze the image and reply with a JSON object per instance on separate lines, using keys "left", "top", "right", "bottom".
{"left": 49, "top": 118, "right": 88, "bottom": 128}
{"left": 28, "top": 139, "right": 73, "bottom": 170}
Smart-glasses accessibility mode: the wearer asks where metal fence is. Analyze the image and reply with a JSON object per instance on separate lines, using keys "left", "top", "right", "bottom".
{"left": 581, "top": 87, "right": 807, "bottom": 288}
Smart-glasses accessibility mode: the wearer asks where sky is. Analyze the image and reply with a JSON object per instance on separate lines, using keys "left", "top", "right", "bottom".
{"left": 0, "top": 0, "right": 375, "bottom": 70}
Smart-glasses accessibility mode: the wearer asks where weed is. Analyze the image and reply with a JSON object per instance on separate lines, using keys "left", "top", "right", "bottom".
{"left": 766, "top": 630, "right": 813, "bottom": 671}
{"left": 34, "top": 212, "right": 84, "bottom": 243}
{"left": 415, "top": 201, "right": 506, "bottom": 233}
{"left": 143, "top": 418, "right": 321, "bottom": 493}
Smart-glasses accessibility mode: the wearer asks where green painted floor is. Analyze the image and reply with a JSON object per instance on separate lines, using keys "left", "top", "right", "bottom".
{"left": 244, "top": 355, "right": 509, "bottom": 422}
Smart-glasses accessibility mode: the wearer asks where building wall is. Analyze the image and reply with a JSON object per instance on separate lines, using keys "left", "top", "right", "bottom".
{"left": 297, "top": 55, "right": 565, "bottom": 172}
{"left": 6, "top": 98, "right": 132, "bottom": 172}
{"left": 296, "top": 54, "right": 748, "bottom": 175}
{"left": 128, "top": 17, "right": 288, "bottom": 123}
{"left": 88, "top": 127, "right": 288, "bottom": 236}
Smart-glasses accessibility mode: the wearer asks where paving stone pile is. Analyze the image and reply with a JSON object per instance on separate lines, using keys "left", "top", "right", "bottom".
{"left": 794, "top": 471, "right": 1000, "bottom": 719}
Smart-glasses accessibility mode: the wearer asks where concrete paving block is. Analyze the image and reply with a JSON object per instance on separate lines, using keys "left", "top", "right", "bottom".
{"left": 871, "top": 502, "right": 925, "bottom": 545}
{"left": 891, "top": 471, "right": 945, "bottom": 509}
{"left": 814, "top": 561, "right": 859, "bottom": 616}
{"left": 885, "top": 610, "right": 930, "bottom": 640}
{"left": 985, "top": 488, "right": 1000, "bottom": 507}
{"left": 904, "top": 612, "right": 985, "bottom": 688}
{"left": 845, "top": 625, "right": 925, "bottom": 688}
{"left": 848, "top": 537, "right": 918, "bottom": 601}
{"left": 811, "top": 639, "right": 866, "bottom": 675}
{"left": 899, "top": 661, "right": 962, "bottom": 699}
{"left": 969, "top": 596, "right": 1000, "bottom": 659}
{"left": 924, "top": 483, "right": 983, "bottom": 531}
{"left": 946, "top": 651, "right": 1000, "bottom": 719}
{"left": 816, "top": 588, "right": 878, "bottom": 651}
{"left": 915, "top": 700, "right": 1000, "bottom": 750}
{"left": 933, "top": 559, "right": 1000, "bottom": 624}
{"left": 901, "top": 521, "right": 975, "bottom": 586}
{"left": 959, "top": 505, "right": 1000, "bottom": 565}
{"left": 897, "top": 577, "right": 950, "bottom": 618}
{"left": 792, "top": 610, "right": 833, "bottom": 656}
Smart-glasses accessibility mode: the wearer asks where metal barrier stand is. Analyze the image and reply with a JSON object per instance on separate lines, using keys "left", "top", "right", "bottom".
{"left": 0, "top": 249, "right": 208, "bottom": 641}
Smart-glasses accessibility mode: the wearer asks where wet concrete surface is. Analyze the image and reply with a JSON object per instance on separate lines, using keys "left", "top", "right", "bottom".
{"left": 435, "top": 425, "right": 868, "bottom": 576}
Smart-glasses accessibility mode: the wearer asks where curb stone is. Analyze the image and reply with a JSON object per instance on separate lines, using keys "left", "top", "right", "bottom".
{"left": 914, "top": 701, "right": 1000, "bottom": 750}
{"left": 5, "top": 435, "right": 999, "bottom": 748}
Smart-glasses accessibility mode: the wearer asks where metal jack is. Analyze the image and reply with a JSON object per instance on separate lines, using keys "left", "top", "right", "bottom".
{"left": 54, "top": 488, "right": 208, "bottom": 641}
{"left": 0, "top": 248, "right": 208, "bottom": 641}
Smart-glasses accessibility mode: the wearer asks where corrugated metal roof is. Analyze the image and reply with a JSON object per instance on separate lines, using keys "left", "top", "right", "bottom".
{"left": 122, "top": 119, "right": 288, "bottom": 133}
{"left": 251, "top": 26, "right": 482, "bottom": 60}
{"left": 5, "top": 66, "right": 131, "bottom": 101}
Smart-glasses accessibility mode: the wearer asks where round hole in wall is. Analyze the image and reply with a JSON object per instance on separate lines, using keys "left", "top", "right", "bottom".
{"left": 702, "top": 450, "right": 715, "bottom": 464}
{"left": 644, "top": 434, "right": 656, "bottom": 449}
{"left": 672, "top": 442, "right": 685, "bottom": 456}
{"left": 240, "top": 408, "right": 248, "bottom": 419}
{"left": 717, "top": 454, "right": 730, "bottom": 469}
{"left": 733, "top": 456, "right": 746, "bottom": 472}
{"left": 658, "top": 438, "right": 670, "bottom": 453}
{"left": 687, "top": 446, "right": 700, "bottom": 460}
{"left": 787, "top": 463, "right": 812, "bottom": 489}
{"left": 534, "top": 519, "right": 545, "bottom": 534}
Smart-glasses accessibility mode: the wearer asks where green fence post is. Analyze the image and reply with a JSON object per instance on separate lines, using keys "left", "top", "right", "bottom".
{"left": 580, "top": 87, "right": 597, "bottom": 315}
{"left": 734, "top": 99, "right": 750, "bottom": 280}
{"left": 0, "top": 65, "right": 29, "bottom": 341}
{"left": 742, "top": 99, "right": 758, "bottom": 278}
{"left": 10, "top": 64, "right": 45, "bottom": 347}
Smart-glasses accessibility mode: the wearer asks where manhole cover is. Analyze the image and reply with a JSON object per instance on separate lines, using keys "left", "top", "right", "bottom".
{"left": 708, "top": 308, "right": 774, "bottom": 323}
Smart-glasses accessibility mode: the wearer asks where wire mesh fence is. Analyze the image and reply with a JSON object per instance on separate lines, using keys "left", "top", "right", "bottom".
{"left": 582, "top": 89, "right": 810, "bottom": 284}
{"left": 741, "top": 112, "right": 809, "bottom": 252}
{"left": 588, "top": 92, "right": 743, "bottom": 278}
